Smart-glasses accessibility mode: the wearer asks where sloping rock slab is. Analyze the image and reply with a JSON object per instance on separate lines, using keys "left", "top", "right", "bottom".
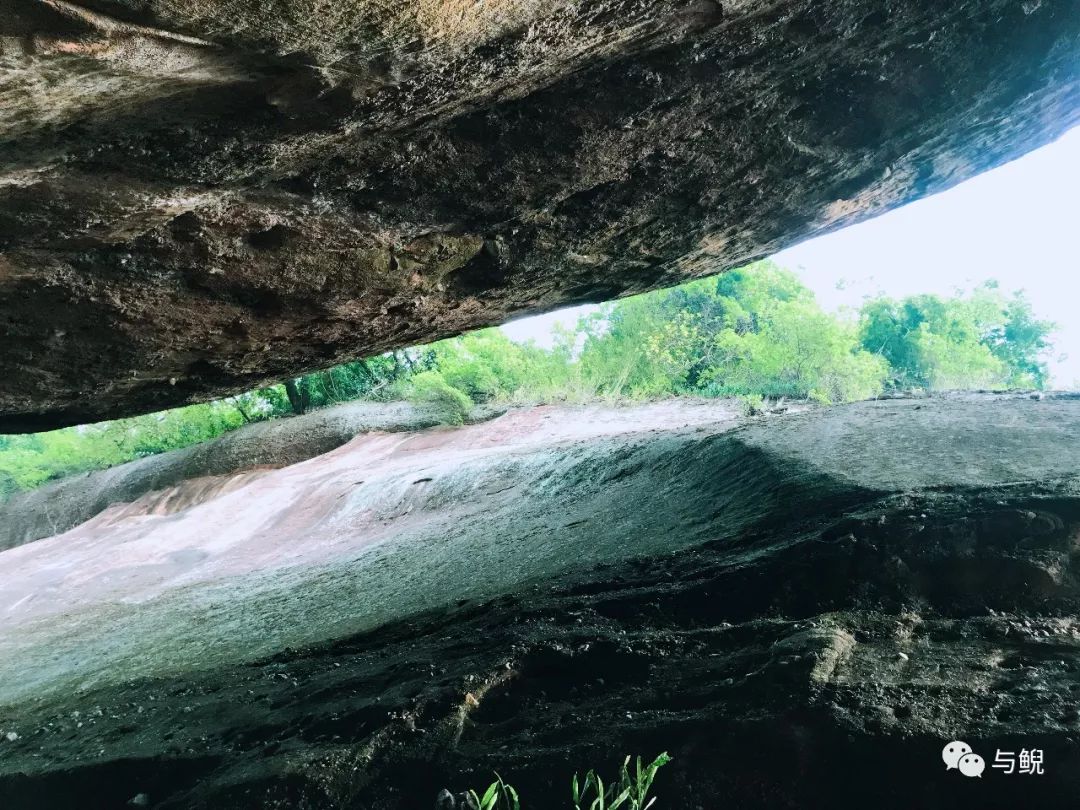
{"left": 1, "top": 395, "right": 1080, "bottom": 807}
{"left": 0, "top": 401, "right": 480, "bottom": 552}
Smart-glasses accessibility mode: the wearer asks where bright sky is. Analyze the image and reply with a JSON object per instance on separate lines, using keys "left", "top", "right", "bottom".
{"left": 503, "top": 125, "right": 1080, "bottom": 385}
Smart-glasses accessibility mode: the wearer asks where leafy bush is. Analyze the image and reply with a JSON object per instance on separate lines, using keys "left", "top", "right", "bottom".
{"left": 407, "top": 371, "right": 474, "bottom": 425}
{"left": 739, "top": 393, "right": 765, "bottom": 416}
{"left": 429, "top": 329, "right": 575, "bottom": 403}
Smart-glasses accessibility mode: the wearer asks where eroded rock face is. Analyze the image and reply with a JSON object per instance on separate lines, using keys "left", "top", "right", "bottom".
{"left": 0, "top": 0, "right": 1077, "bottom": 430}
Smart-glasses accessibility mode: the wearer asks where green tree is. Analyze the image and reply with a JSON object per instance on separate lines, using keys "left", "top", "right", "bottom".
{"left": 985, "top": 290, "right": 1055, "bottom": 388}
{"left": 428, "top": 329, "right": 573, "bottom": 402}
{"left": 577, "top": 261, "right": 888, "bottom": 403}
{"left": 858, "top": 283, "right": 1053, "bottom": 391}
{"left": 701, "top": 298, "right": 887, "bottom": 403}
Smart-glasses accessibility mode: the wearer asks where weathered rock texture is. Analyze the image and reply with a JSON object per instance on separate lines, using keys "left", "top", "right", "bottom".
{"left": 0, "top": 400, "right": 501, "bottom": 551}
{"left": 1, "top": 395, "right": 1080, "bottom": 808}
{"left": 1, "top": 0, "right": 1078, "bottom": 431}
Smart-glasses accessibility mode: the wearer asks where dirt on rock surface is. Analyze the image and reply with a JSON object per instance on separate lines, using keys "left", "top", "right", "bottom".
{"left": 1, "top": 394, "right": 1080, "bottom": 809}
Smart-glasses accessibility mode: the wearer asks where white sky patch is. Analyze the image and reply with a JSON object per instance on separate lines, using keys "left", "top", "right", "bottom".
{"left": 500, "top": 304, "right": 600, "bottom": 349}
{"left": 504, "top": 126, "right": 1080, "bottom": 384}
{"left": 778, "top": 126, "right": 1080, "bottom": 385}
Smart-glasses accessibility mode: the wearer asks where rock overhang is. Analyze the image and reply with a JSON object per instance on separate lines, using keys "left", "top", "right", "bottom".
{"left": 1, "top": 0, "right": 1078, "bottom": 431}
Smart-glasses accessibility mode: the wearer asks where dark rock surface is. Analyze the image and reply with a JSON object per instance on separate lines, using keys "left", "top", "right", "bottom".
{"left": 1, "top": 1, "right": 1078, "bottom": 431}
{"left": 1, "top": 394, "right": 1079, "bottom": 808}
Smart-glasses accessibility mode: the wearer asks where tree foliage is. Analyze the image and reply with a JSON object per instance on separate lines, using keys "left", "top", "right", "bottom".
{"left": 407, "top": 371, "right": 474, "bottom": 425}
{"left": 0, "top": 400, "right": 249, "bottom": 497}
{"left": 573, "top": 264, "right": 887, "bottom": 403}
{"left": 858, "top": 282, "right": 1054, "bottom": 391}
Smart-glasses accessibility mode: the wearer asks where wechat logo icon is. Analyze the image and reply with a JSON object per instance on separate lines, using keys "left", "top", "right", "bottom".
{"left": 943, "top": 741, "right": 985, "bottom": 778}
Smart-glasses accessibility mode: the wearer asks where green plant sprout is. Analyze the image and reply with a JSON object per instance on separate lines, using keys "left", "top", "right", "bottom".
{"left": 469, "top": 773, "right": 521, "bottom": 810}
{"left": 572, "top": 753, "right": 672, "bottom": 810}
{"left": 467, "top": 752, "right": 671, "bottom": 810}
